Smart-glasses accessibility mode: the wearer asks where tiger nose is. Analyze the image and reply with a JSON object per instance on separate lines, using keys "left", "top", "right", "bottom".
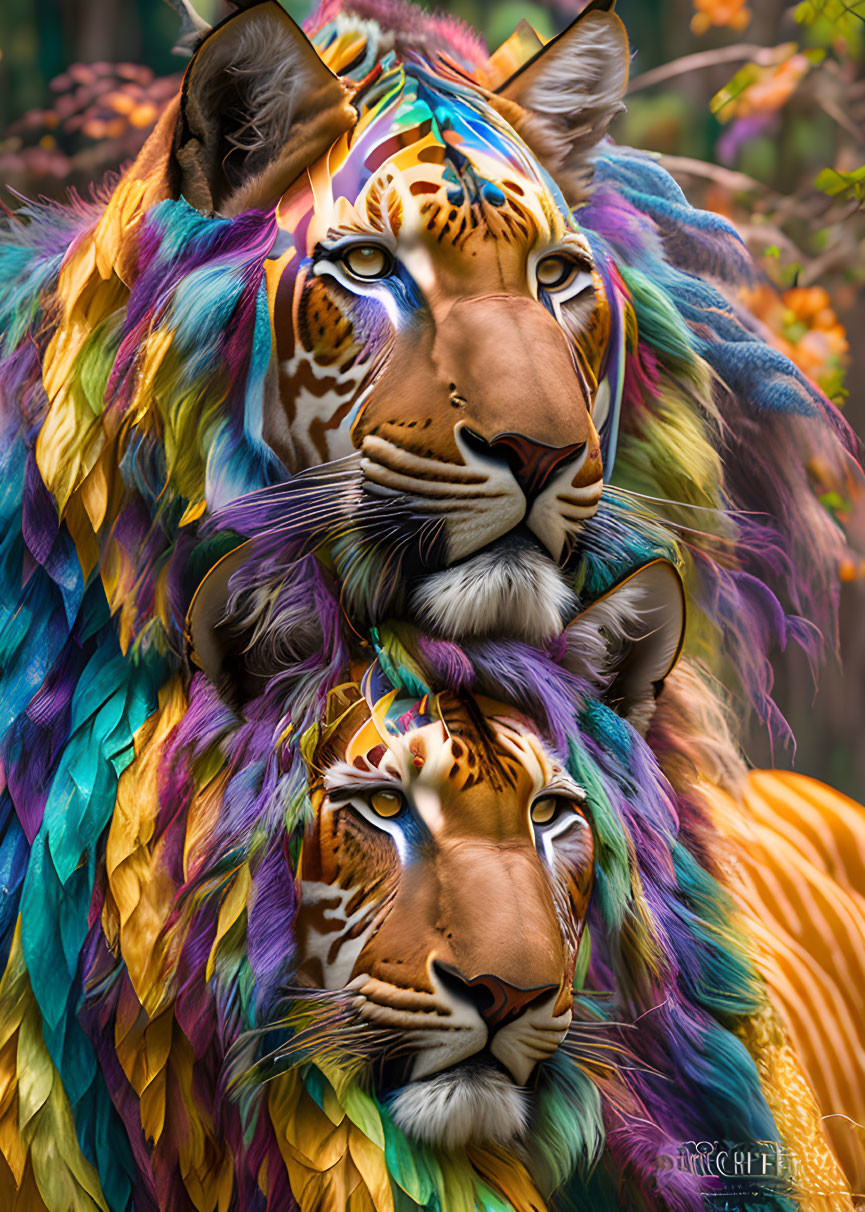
{"left": 461, "top": 429, "right": 586, "bottom": 502}
{"left": 433, "top": 961, "right": 558, "bottom": 1029}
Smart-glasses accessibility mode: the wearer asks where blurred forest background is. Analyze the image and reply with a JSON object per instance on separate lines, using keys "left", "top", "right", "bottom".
{"left": 0, "top": 0, "right": 864, "bottom": 794}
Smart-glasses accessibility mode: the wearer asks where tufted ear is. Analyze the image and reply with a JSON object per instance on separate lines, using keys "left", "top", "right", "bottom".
{"left": 174, "top": 0, "right": 356, "bottom": 214}
{"left": 559, "top": 560, "right": 685, "bottom": 734}
{"left": 163, "top": 0, "right": 211, "bottom": 57}
{"left": 186, "top": 544, "right": 330, "bottom": 710}
{"left": 186, "top": 545, "right": 261, "bottom": 707}
{"left": 494, "top": 0, "right": 629, "bottom": 194}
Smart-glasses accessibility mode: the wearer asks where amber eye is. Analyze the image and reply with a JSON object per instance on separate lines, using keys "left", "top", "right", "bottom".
{"left": 341, "top": 244, "right": 393, "bottom": 280}
{"left": 531, "top": 796, "right": 560, "bottom": 825}
{"left": 530, "top": 795, "right": 583, "bottom": 827}
{"left": 535, "top": 253, "right": 584, "bottom": 292}
{"left": 367, "top": 788, "right": 407, "bottom": 818}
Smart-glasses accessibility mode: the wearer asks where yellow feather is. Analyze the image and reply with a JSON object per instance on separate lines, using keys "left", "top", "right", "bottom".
{"left": 264, "top": 249, "right": 295, "bottom": 317}
{"left": 182, "top": 769, "right": 230, "bottom": 885}
{"left": 53, "top": 239, "right": 99, "bottom": 329}
{"left": 306, "top": 155, "right": 337, "bottom": 252}
{"left": 283, "top": 1085, "right": 350, "bottom": 1172}
{"left": 267, "top": 1074, "right": 392, "bottom": 1210}
{"left": 129, "top": 329, "right": 172, "bottom": 424}
{"left": 102, "top": 679, "right": 233, "bottom": 1203}
{"left": 115, "top": 1006, "right": 173, "bottom": 1142}
{"left": 179, "top": 499, "right": 208, "bottom": 527}
{"left": 0, "top": 924, "right": 110, "bottom": 1210}
{"left": 434, "top": 1155, "right": 477, "bottom": 1212}
{"left": 92, "top": 177, "right": 149, "bottom": 282}
{"left": 0, "top": 932, "right": 29, "bottom": 1186}
{"left": 162, "top": 1024, "right": 229, "bottom": 1209}
{"left": 205, "top": 864, "right": 251, "bottom": 982}
{"left": 317, "top": 30, "right": 367, "bottom": 73}
{"left": 79, "top": 451, "right": 111, "bottom": 534}
{"left": 346, "top": 1127, "right": 393, "bottom": 1212}
{"left": 104, "top": 678, "right": 187, "bottom": 1012}
{"left": 320, "top": 1079, "right": 346, "bottom": 1129}
{"left": 0, "top": 1037, "right": 25, "bottom": 1185}
{"left": 467, "top": 1147, "right": 550, "bottom": 1212}
{"left": 63, "top": 493, "right": 102, "bottom": 581}
{"left": 6, "top": 1158, "right": 50, "bottom": 1211}
{"left": 38, "top": 264, "right": 127, "bottom": 515}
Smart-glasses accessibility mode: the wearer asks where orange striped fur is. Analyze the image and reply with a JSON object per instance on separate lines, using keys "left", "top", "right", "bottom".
{"left": 707, "top": 771, "right": 865, "bottom": 1198}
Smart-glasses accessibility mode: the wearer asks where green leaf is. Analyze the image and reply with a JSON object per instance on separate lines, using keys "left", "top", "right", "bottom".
{"left": 815, "top": 165, "right": 865, "bottom": 201}
{"left": 819, "top": 490, "right": 851, "bottom": 512}
{"left": 795, "top": 0, "right": 865, "bottom": 51}
{"left": 710, "top": 63, "right": 761, "bottom": 119}
{"left": 795, "top": 0, "right": 865, "bottom": 28}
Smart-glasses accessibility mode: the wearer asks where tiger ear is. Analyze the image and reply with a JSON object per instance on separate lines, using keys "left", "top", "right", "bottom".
{"left": 494, "top": 0, "right": 629, "bottom": 193}
{"left": 559, "top": 560, "right": 685, "bottom": 734}
{"left": 186, "top": 544, "right": 330, "bottom": 710}
{"left": 186, "top": 544, "right": 263, "bottom": 708}
{"left": 174, "top": 0, "right": 356, "bottom": 214}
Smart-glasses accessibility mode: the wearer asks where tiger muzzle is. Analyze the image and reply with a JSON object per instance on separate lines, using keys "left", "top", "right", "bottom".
{"left": 432, "top": 960, "right": 559, "bottom": 1030}
{"left": 461, "top": 428, "right": 587, "bottom": 504}
{"left": 352, "top": 293, "right": 600, "bottom": 468}
{"left": 433, "top": 294, "right": 597, "bottom": 454}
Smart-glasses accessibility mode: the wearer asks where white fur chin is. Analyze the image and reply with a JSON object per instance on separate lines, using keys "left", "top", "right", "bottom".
{"left": 388, "top": 1066, "right": 528, "bottom": 1152}
{"left": 409, "top": 546, "right": 575, "bottom": 645}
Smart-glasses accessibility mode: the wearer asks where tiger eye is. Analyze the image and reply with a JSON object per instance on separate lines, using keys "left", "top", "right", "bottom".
{"left": 369, "top": 789, "right": 405, "bottom": 818}
{"left": 531, "top": 797, "right": 559, "bottom": 825}
{"left": 535, "top": 254, "right": 576, "bottom": 290}
{"left": 342, "top": 244, "right": 390, "bottom": 280}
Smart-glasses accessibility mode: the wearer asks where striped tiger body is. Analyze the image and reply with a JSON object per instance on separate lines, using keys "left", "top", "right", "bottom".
{"left": 707, "top": 771, "right": 865, "bottom": 1198}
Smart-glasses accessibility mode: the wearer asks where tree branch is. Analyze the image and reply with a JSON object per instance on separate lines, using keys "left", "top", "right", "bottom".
{"left": 628, "top": 45, "right": 783, "bottom": 94}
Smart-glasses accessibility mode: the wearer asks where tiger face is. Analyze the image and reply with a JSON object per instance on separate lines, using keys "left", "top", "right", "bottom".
{"left": 170, "top": 0, "right": 629, "bottom": 642}
{"left": 294, "top": 681, "right": 593, "bottom": 1150}
{"left": 265, "top": 89, "right": 609, "bottom": 567}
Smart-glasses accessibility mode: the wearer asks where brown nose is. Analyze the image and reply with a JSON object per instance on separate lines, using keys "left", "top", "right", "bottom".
{"left": 462, "top": 429, "right": 586, "bottom": 502}
{"left": 434, "top": 961, "right": 558, "bottom": 1029}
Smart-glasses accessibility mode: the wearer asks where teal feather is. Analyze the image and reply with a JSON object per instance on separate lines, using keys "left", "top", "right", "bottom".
{"left": 617, "top": 264, "right": 700, "bottom": 374}
{"left": 530, "top": 1052, "right": 605, "bottom": 1193}
{"left": 566, "top": 739, "right": 631, "bottom": 932}
{"left": 382, "top": 1110, "right": 436, "bottom": 1206}
{"left": 19, "top": 624, "right": 163, "bottom": 1210}
{"left": 671, "top": 843, "right": 764, "bottom": 1020}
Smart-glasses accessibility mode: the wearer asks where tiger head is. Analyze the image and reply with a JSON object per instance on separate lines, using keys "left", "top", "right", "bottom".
{"left": 297, "top": 685, "right": 589, "bottom": 1149}
{"left": 158, "top": 0, "right": 630, "bottom": 643}
{"left": 288, "top": 561, "right": 685, "bottom": 1152}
